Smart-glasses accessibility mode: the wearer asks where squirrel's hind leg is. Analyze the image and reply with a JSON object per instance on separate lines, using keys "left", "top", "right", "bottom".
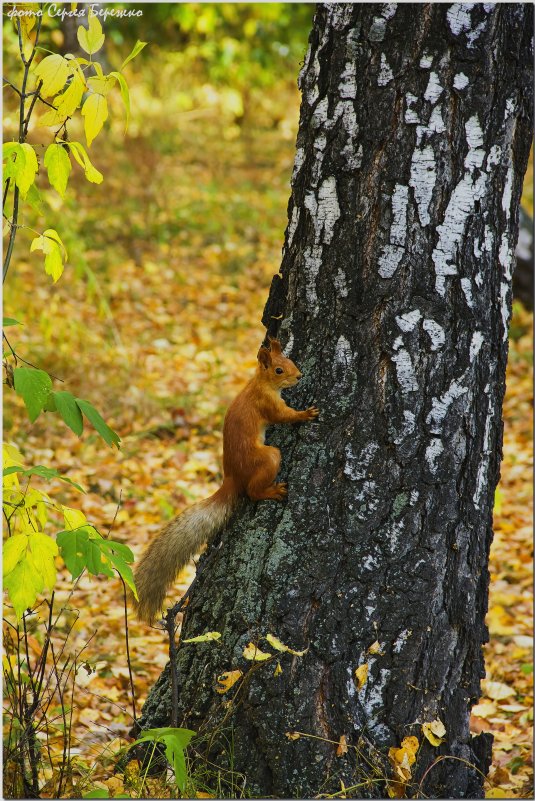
{"left": 246, "top": 446, "right": 285, "bottom": 501}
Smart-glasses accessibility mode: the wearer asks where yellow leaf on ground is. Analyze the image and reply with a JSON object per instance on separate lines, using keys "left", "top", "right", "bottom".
{"left": 482, "top": 680, "right": 516, "bottom": 701}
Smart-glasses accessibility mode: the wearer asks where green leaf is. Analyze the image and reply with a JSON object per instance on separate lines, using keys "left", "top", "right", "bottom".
{"left": 63, "top": 141, "right": 103, "bottom": 184}
{"left": 120, "top": 40, "right": 148, "bottom": 70}
{"left": 33, "top": 53, "right": 70, "bottom": 96}
{"left": 77, "top": 9, "right": 105, "bottom": 55}
{"left": 53, "top": 390, "right": 84, "bottom": 436}
{"left": 98, "top": 539, "right": 137, "bottom": 597}
{"left": 81, "top": 93, "right": 108, "bottom": 147}
{"left": 3, "top": 141, "right": 19, "bottom": 159}
{"left": 3, "top": 317, "right": 21, "bottom": 327}
{"left": 57, "top": 527, "right": 92, "bottom": 579}
{"left": 75, "top": 398, "right": 120, "bottom": 448}
{"left": 25, "top": 184, "right": 44, "bottom": 213}
{"left": 13, "top": 367, "right": 53, "bottom": 423}
{"left": 109, "top": 71, "right": 130, "bottom": 130}
{"left": 3, "top": 465, "right": 85, "bottom": 493}
{"left": 44, "top": 143, "right": 71, "bottom": 197}
{"left": 134, "top": 728, "right": 195, "bottom": 793}
{"left": 83, "top": 790, "right": 109, "bottom": 799}
{"left": 30, "top": 229, "right": 67, "bottom": 282}
{"left": 183, "top": 632, "right": 221, "bottom": 644}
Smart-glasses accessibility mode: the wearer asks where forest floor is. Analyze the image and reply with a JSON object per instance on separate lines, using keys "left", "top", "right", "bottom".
{"left": 3, "top": 78, "right": 533, "bottom": 797}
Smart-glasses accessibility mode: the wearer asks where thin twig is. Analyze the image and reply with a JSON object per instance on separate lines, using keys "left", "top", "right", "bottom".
{"left": 120, "top": 575, "right": 137, "bottom": 723}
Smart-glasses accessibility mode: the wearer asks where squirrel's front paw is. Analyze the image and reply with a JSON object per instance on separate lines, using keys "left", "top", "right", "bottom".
{"left": 303, "top": 406, "right": 319, "bottom": 420}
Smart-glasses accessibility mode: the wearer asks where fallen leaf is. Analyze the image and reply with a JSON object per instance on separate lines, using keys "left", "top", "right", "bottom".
{"left": 354, "top": 663, "right": 368, "bottom": 690}
{"left": 215, "top": 670, "right": 242, "bottom": 694}
{"left": 242, "top": 642, "right": 272, "bottom": 661}
{"left": 336, "top": 734, "right": 348, "bottom": 756}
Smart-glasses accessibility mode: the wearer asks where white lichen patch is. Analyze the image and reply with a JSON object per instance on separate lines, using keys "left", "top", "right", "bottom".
{"left": 460, "top": 277, "right": 474, "bottom": 308}
{"left": 396, "top": 309, "right": 422, "bottom": 332}
{"left": 378, "top": 53, "right": 394, "bottom": 86}
{"left": 423, "top": 318, "right": 445, "bottom": 351}
{"left": 420, "top": 53, "right": 433, "bottom": 69}
{"left": 369, "top": 16, "right": 387, "bottom": 42}
{"left": 393, "top": 629, "right": 411, "bottom": 653}
{"left": 390, "top": 184, "right": 409, "bottom": 245}
{"left": 405, "top": 93, "right": 419, "bottom": 124}
{"left": 291, "top": 147, "right": 305, "bottom": 185}
{"left": 474, "top": 386, "right": 493, "bottom": 509}
{"left": 469, "top": 331, "right": 484, "bottom": 361}
{"left": 334, "top": 334, "right": 353, "bottom": 371}
{"left": 287, "top": 206, "right": 300, "bottom": 247}
{"left": 344, "top": 442, "right": 379, "bottom": 481}
{"left": 410, "top": 145, "right": 436, "bottom": 227}
{"left": 393, "top": 409, "right": 416, "bottom": 445}
{"left": 303, "top": 244, "right": 322, "bottom": 308}
{"left": 392, "top": 341, "right": 418, "bottom": 394}
{"left": 305, "top": 176, "right": 341, "bottom": 245}
{"left": 447, "top": 3, "right": 473, "bottom": 36}
{"left": 432, "top": 115, "right": 488, "bottom": 295}
{"left": 340, "top": 61, "right": 357, "bottom": 99}
{"left": 453, "top": 72, "right": 469, "bottom": 90}
{"left": 283, "top": 333, "right": 294, "bottom": 356}
{"left": 425, "top": 437, "right": 444, "bottom": 473}
{"left": 426, "top": 380, "right": 468, "bottom": 432}
{"left": 424, "top": 72, "right": 443, "bottom": 104}
{"left": 467, "top": 18, "right": 488, "bottom": 48}
{"left": 378, "top": 245, "right": 404, "bottom": 278}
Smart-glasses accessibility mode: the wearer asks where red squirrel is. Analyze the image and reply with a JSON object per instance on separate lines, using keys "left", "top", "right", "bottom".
{"left": 134, "top": 337, "right": 318, "bottom": 623}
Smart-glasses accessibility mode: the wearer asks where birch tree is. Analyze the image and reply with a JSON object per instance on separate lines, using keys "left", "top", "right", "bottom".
{"left": 136, "top": 4, "right": 533, "bottom": 798}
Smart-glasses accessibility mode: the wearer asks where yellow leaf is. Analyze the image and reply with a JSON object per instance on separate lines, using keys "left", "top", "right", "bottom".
{"left": 3, "top": 534, "right": 28, "bottom": 576}
{"left": 482, "top": 680, "right": 516, "bottom": 701}
{"left": 6, "top": 143, "right": 38, "bottom": 198}
{"left": 33, "top": 53, "right": 70, "bottom": 96}
{"left": 87, "top": 75, "right": 116, "bottom": 97}
{"left": 55, "top": 69, "right": 86, "bottom": 117}
{"left": 243, "top": 642, "right": 272, "bottom": 661}
{"left": 336, "top": 734, "right": 348, "bottom": 756}
{"left": 422, "top": 720, "right": 446, "bottom": 747}
{"left": 354, "top": 663, "right": 368, "bottom": 690}
{"left": 486, "top": 790, "right": 510, "bottom": 798}
{"left": 30, "top": 229, "right": 67, "bottom": 282}
{"left": 63, "top": 505, "right": 87, "bottom": 530}
{"left": 183, "top": 631, "right": 221, "bottom": 643}
{"left": 215, "top": 670, "right": 242, "bottom": 694}
{"left": 265, "top": 633, "right": 307, "bottom": 656}
{"left": 82, "top": 93, "right": 108, "bottom": 147}
{"left": 274, "top": 661, "right": 282, "bottom": 677}
{"left": 28, "top": 532, "right": 58, "bottom": 590}
{"left": 77, "top": 9, "right": 105, "bottom": 55}
{"left": 43, "top": 143, "right": 71, "bottom": 197}
{"left": 471, "top": 701, "right": 497, "bottom": 719}
{"left": 285, "top": 731, "right": 300, "bottom": 740}
{"left": 367, "top": 640, "right": 384, "bottom": 655}
{"left": 65, "top": 141, "right": 103, "bottom": 184}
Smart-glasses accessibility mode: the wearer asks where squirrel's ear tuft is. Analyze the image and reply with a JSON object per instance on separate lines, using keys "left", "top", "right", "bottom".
{"left": 258, "top": 346, "right": 272, "bottom": 368}
{"left": 268, "top": 337, "right": 282, "bottom": 355}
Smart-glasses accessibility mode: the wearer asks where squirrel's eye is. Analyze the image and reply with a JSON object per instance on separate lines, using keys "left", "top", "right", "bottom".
{"left": 275, "top": 367, "right": 284, "bottom": 375}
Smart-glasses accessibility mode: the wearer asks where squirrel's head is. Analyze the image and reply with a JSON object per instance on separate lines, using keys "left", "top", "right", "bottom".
{"left": 257, "top": 337, "right": 302, "bottom": 389}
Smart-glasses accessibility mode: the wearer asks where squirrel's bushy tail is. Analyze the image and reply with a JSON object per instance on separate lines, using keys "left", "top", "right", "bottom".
{"left": 133, "top": 478, "right": 238, "bottom": 623}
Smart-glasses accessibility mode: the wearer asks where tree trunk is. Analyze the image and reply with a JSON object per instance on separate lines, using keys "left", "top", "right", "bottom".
{"left": 137, "top": 4, "right": 533, "bottom": 798}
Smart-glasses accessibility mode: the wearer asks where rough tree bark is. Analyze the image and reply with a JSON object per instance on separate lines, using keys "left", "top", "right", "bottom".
{"left": 137, "top": 4, "right": 533, "bottom": 798}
